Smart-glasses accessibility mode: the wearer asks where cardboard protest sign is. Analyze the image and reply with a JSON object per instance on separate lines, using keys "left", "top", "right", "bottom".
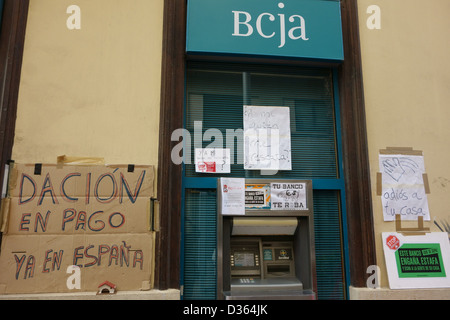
{"left": 5, "top": 197, "right": 150, "bottom": 235}
{"left": 0, "top": 233, "right": 154, "bottom": 294}
{"left": 0, "top": 163, "right": 155, "bottom": 294}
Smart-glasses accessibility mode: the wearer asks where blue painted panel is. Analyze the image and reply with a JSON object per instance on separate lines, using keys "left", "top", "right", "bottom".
{"left": 0, "top": 0, "right": 4, "bottom": 29}
{"left": 187, "top": 0, "right": 344, "bottom": 61}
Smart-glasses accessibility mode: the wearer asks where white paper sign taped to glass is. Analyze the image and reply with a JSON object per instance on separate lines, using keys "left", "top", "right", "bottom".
{"left": 195, "top": 148, "right": 231, "bottom": 173}
{"left": 271, "top": 182, "right": 307, "bottom": 210}
{"left": 243, "top": 106, "right": 292, "bottom": 171}
{"left": 220, "top": 178, "right": 245, "bottom": 215}
{"left": 379, "top": 154, "right": 430, "bottom": 221}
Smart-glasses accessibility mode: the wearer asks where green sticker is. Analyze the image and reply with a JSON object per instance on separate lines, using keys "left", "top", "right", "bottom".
{"left": 395, "top": 243, "right": 446, "bottom": 278}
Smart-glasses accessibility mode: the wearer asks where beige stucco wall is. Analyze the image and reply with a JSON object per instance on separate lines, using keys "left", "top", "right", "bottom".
{"left": 12, "top": 0, "right": 163, "bottom": 167}
{"left": 358, "top": 0, "right": 450, "bottom": 291}
{"left": 10, "top": 0, "right": 450, "bottom": 299}
{"left": 4, "top": 0, "right": 165, "bottom": 299}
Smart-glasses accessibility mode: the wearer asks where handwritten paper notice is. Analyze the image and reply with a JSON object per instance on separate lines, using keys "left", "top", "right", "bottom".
{"left": 195, "top": 148, "right": 231, "bottom": 173}
{"left": 379, "top": 154, "right": 430, "bottom": 221}
{"left": 271, "top": 182, "right": 307, "bottom": 210}
{"left": 243, "top": 106, "right": 292, "bottom": 171}
{"left": 220, "top": 178, "right": 245, "bottom": 215}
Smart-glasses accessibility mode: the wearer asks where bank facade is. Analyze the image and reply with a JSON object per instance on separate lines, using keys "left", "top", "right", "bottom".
{"left": 0, "top": 0, "right": 449, "bottom": 300}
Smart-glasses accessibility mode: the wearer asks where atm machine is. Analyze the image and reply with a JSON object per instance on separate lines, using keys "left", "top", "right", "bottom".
{"left": 217, "top": 179, "right": 317, "bottom": 300}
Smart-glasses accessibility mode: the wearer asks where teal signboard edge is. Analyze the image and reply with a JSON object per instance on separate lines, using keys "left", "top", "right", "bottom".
{"left": 186, "top": 0, "right": 344, "bottom": 61}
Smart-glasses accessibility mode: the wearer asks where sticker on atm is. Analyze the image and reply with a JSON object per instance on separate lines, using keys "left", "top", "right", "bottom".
{"left": 263, "top": 249, "right": 273, "bottom": 261}
{"left": 276, "top": 249, "right": 292, "bottom": 260}
{"left": 245, "top": 184, "right": 271, "bottom": 209}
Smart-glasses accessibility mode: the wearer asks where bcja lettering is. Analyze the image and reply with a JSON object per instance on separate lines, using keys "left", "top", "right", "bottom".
{"left": 232, "top": 2, "right": 309, "bottom": 48}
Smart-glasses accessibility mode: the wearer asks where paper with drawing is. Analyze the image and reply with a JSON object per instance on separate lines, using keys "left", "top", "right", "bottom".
{"left": 379, "top": 154, "right": 430, "bottom": 221}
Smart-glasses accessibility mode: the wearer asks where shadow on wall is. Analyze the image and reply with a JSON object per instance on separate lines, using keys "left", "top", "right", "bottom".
{"left": 434, "top": 218, "right": 450, "bottom": 241}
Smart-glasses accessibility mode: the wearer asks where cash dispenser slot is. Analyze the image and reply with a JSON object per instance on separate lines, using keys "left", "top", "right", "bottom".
{"left": 231, "top": 217, "right": 298, "bottom": 236}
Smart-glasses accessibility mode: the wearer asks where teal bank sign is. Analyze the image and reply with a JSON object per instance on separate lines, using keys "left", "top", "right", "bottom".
{"left": 186, "top": 0, "right": 344, "bottom": 61}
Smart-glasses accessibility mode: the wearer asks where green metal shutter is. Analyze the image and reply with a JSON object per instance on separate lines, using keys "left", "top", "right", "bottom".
{"left": 313, "top": 190, "right": 346, "bottom": 299}
{"left": 183, "top": 61, "right": 346, "bottom": 300}
{"left": 185, "top": 62, "right": 338, "bottom": 178}
{"left": 183, "top": 189, "right": 217, "bottom": 300}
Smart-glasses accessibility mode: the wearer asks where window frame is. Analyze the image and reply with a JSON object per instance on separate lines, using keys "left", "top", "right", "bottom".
{"left": 0, "top": 0, "right": 30, "bottom": 246}
{"left": 157, "top": 0, "right": 375, "bottom": 291}
{"left": 181, "top": 63, "right": 350, "bottom": 299}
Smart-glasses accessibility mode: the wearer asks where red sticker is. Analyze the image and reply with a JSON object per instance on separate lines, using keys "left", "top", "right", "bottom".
{"left": 197, "top": 162, "right": 216, "bottom": 173}
{"left": 204, "top": 162, "right": 216, "bottom": 172}
{"left": 386, "top": 235, "right": 400, "bottom": 250}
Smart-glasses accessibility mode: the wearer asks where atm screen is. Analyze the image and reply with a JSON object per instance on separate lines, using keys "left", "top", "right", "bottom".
{"left": 234, "top": 252, "right": 255, "bottom": 267}
{"left": 230, "top": 238, "right": 261, "bottom": 277}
